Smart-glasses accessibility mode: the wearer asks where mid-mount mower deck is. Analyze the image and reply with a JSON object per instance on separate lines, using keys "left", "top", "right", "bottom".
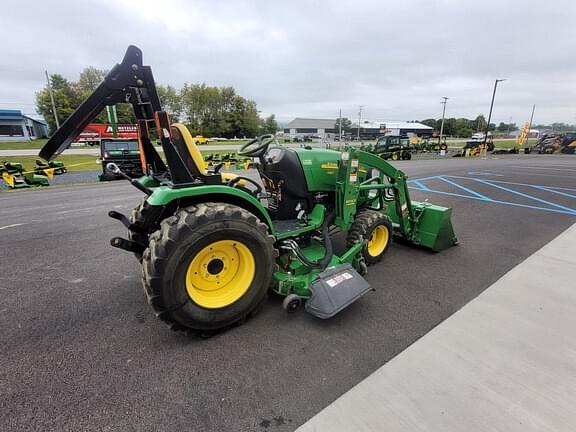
{"left": 40, "top": 45, "right": 457, "bottom": 334}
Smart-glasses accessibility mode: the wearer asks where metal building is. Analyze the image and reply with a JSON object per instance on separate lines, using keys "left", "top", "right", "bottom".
{"left": 0, "top": 109, "right": 49, "bottom": 142}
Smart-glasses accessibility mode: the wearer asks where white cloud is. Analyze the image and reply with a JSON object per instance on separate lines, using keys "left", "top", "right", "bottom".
{"left": 1, "top": 0, "right": 575, "bottom": 124}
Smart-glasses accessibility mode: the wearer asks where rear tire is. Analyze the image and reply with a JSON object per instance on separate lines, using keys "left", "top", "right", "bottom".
{"left": 129, "top": 200, "right": 158, "bottom": 262}
{"left": 346, "top": 210, "right": 393, "bottom": 265}
{"left": 142, "top": 203, "right": 276, "bottom": 332}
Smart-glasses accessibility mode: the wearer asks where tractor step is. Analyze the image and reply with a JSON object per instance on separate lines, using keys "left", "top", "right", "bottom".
{"left": 305, "top": 264, "right": 372, "bottom": 319}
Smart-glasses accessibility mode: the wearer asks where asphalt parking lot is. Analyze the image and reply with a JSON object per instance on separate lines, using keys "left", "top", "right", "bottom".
{"left": 1, "top": 155, "right": 575, "bottom": 432}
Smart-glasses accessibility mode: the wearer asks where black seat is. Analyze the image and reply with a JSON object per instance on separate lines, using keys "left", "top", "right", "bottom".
{"left": 261, "top": 147, "right": 313, "bottom": 219}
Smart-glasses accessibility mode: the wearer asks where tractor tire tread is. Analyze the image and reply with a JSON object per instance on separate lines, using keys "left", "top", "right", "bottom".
{"left": 346, "top": 209, "right": 393, "bottom": 265}
{"left": 142, "top": 202, "right": 276, "bottom": 333}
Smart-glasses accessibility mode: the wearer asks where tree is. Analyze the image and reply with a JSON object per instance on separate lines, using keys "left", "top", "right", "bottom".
{"left": 157, "top": 84, "right": 182, "bottom": 122}
{"left": 36, "top": 74, "right": 79, "bottom": 134}
{"left": 334, "top": 117, "right": 352, "bottom": 135}
{"left": 420, "top": 118, "right": 437, "bottom": 130}
{"left": 36, "top": 68, "right": 274, "bottom": 137}
{"left": 36, "top": 68, "right": 136, "bottom": 134}
{"left": 262, "top": 115, "right": 278, "bottom": 134}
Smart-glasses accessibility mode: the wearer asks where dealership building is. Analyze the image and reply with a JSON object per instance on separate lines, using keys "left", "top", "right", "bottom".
{"left": 0, "top": 109, "right": 49, "bottom": 142}
{"left": 284, "top": 118, "right": 433, "bottom": 139}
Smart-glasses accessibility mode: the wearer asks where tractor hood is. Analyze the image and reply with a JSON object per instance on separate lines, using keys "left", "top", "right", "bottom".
{"left": 39, "top": 45, "right": 146, "bottom": 161}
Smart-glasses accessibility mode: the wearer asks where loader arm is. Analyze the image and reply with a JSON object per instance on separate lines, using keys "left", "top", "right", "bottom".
{"left": 336, "top": 147, "right": 457, "bottom": 251}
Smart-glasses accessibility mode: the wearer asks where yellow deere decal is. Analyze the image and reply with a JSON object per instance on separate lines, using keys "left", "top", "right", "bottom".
{"left": 321, "top": 163, "right": 338, "bottom": 169}
{"left": 345, "top": 199, "right": 356, "bottom": 205}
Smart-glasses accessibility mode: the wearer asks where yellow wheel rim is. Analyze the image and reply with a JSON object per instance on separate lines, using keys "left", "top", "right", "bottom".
{"left": 367, "top": 225, "right": 389, "bottom": 257}
{"left": 185, "top": 240, "right": 255, "bottom": 309}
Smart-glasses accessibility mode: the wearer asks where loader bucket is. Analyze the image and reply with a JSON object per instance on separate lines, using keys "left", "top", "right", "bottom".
{"left": 410, "top": 201, "right": 458, "bottom": 252}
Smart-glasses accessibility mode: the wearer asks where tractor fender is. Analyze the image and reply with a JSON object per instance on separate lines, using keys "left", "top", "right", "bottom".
{"left": 146, "top": 185, "right": 275, "bottom": 235}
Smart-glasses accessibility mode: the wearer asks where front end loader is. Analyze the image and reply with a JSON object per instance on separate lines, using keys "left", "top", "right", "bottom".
{"left": 40, "top": 46, "right": 457, "bottom": 334}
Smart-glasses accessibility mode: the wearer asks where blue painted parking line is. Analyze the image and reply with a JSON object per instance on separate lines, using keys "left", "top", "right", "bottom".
{"left": 408, "top": 175, "right": 576, "bottom": 216}
{"left": 437, "top": 176, "right": 491, "bottom": 201}
{"left": 474, "top": 178, "right": 576, "bottom": 214}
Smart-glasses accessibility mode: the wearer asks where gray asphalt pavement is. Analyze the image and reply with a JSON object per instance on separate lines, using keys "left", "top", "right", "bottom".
{"left": 1, "top": 155, "right": 574, "bottom": 431}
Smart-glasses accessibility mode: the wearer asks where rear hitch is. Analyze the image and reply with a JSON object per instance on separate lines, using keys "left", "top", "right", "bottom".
{"left": 108, "top": 210, "right": 146, "bottom": 233}
{"left": 110, "top": 236, "right": 146, "bottom": 254}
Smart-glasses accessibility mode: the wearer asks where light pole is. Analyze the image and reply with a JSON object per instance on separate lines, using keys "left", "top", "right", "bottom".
{"left": 439, "top": 97, "right": 448, "bottom": 145}
{"left": 484, "top": 79, "right": 506, "bottom": 146}
{"left": 45, "top": 70, "right": 60, "bottom": 129}
{"left": 357, "top": 105, "right": 363, "bottom": 140}
{"left": 339, "top": 108, "right": 342, "bottom": 141}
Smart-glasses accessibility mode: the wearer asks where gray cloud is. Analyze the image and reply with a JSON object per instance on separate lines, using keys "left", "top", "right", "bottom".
{"left": 1, "top": 0, "right": 575, "bottom": 124}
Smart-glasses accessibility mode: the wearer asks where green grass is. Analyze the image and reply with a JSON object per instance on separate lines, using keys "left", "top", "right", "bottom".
{"left": 0, "top": 138, "right": 250, "bottom": 151}
{"left": 0, "top": 139, "right": 49, "bottom": 150}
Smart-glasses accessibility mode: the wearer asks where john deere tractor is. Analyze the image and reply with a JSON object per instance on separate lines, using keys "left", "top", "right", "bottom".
{"left": 40, "top": 46, "right": 457, "bottom": 333}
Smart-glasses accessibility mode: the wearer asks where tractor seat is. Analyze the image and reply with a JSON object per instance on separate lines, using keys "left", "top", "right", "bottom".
{"left": 170, "top": 123, "right": 238, "bottom": 183}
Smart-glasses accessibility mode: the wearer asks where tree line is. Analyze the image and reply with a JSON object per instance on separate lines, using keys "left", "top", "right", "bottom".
{"left": 417, "top": 116, "right": 518, "bottom": 137}
{"left": 36, "top": 67, "right": 277, "bottom": 138}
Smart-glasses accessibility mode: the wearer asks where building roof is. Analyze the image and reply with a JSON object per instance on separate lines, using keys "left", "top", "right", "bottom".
{"left": 0, "top": 109, "right": 23, "bottom": 121}
{"left": 287, "top": 118, "right": 337, "bottom": 129}
{"left": 287, "top": 117, "right": 433, "bottom": 131}
{"left": 0, "top": 109, "right": 47, "bottom": 125}
{"left": 23, "top": 115, "right": 47, "bottom": 125}
{"left": 352, "top": 120, "right": 433, "bottom": 130}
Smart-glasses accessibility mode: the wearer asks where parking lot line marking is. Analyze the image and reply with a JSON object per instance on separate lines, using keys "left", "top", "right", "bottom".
{"left": 409, "top": 176, "right": 576, "bottom": 216}
{"left": 446, "top": 175, "right": 576, "bottom": 192}
{"left": 508, "top": 166, "right": 576, "bottom": 172}
{"left": 474, "top": 179, "right": 576, "bottom": 214}
{"left": 0, "top": 223, "right": 23, "bottom": 231}
{"left": 407, "top": 187, "right": 576, "bottom": 216}
{"left": 412, "top": 180, "right": 432, "bottom": 191}
{"left": 532, "top": 186, "right": 576, "bottom": 200}
{"left": 437, "top": 176, "right": 491, "bottom": 200}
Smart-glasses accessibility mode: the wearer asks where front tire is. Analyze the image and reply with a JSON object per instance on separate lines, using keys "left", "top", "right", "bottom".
{"left": 142, "top": 203, "right": 276, "bottom": 331}
{"left": 347, "top": 210, "right": 393, "bottom": 265}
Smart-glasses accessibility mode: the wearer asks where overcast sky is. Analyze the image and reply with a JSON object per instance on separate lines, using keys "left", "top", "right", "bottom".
{"left": 2, "top": 0, "right": 575, "bottom": 125}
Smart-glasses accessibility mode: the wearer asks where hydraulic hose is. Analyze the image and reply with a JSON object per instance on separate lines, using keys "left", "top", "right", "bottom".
{"left": 283, "top": 212, "right": 335, "bottom": 271}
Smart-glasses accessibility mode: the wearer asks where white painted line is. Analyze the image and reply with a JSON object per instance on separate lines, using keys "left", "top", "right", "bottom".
{"left": 298, "top": 223, "right": 576, "bottom": 432}
{"left": 509, "top": 165, "right": 576, "bottom": 172}
{"left": 0, "top": 223, "right": 24, "bottom": 231}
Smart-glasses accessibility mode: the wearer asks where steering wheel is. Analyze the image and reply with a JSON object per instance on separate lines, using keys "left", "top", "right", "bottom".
{"left": 238, "top": 134, "right": 276, "bottom": 158}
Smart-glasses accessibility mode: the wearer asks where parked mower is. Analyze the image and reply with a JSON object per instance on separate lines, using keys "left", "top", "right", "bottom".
{"left": 34, "top": 159, "right": 68, "bottom": 175}
{"left": 1, "top": 160, "right": 50, "bottom": 189}
{"left": 39, "top": 46, "right": 457, "bottom": 334}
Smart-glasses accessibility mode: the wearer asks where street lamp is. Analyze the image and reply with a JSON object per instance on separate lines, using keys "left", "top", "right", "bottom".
{"left": 484, "top": 79, "right": 506, "bottom": 146}
{"left": 439, "top": 97, "right": 448, "bottom": 146}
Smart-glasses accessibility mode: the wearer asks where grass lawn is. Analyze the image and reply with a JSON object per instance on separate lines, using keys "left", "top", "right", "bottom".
{"left": 0, "top": 139, "right": 49, "bottom": 150}
{"left": 0, "top": 138, "right": 249, "bottom": 151}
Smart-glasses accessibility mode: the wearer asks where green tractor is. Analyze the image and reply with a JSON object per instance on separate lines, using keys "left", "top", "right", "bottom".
{"left": 40, "top": 46, "right": 457, "bottom": 333}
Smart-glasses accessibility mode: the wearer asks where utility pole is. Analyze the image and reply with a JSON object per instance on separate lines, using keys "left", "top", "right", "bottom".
{"left": 526, "top": 104, "right": 536, "bottom": 148}
{"left": 484, "top": 79, "right": 506, "bottom": 146}
{"left": 507, "top": 116, "right": 512, "bottom": 136}
{"left": 357, "top": 105, "right": 363, "bottom": 140}
{"left": 339, "top": 108, "right": 342, "bottom": 141}
{"left": 45, "top": 70, "right": 60, "bottom": 129}
{"left": 439, "top": 97, "right": 448, "bottom": 145}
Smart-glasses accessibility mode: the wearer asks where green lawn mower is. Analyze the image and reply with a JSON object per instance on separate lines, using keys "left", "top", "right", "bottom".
{"left": 1, "top": 160, "right": 50, "bottom": 189}
{"left": 40, "top": 46, "right": 457, "bottom": 333}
